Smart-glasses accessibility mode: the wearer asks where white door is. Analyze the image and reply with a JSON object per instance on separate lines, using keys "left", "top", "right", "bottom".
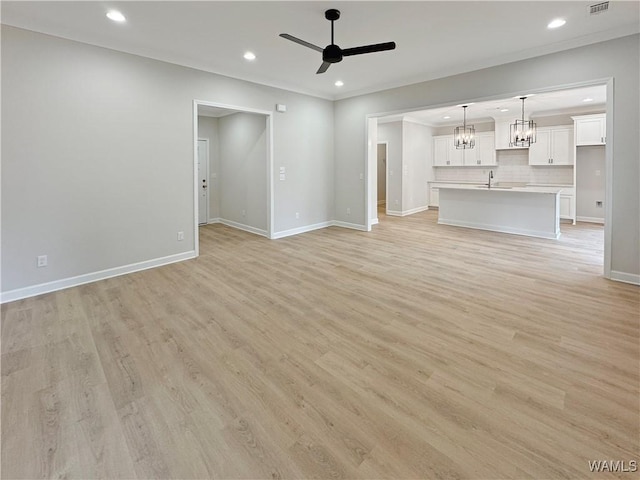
{"left": 197, "top": 139, "right": 209, "bottom": 225}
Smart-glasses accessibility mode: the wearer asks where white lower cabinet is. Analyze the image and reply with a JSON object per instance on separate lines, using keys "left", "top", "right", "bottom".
{"left": 559, "top": 189, "right": 576, "bottom": 222}
{"left": 430, "top": 186, "right": 439, "bottom": 207}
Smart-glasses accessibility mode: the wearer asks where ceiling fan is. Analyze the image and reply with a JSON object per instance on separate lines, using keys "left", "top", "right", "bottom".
{"left": 280, "top": 9, "right": 396, "bottom": 74}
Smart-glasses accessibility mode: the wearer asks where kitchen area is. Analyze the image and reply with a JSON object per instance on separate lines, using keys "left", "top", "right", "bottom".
{"left": 376, "top": 85, "right": 606, "bottom": 239}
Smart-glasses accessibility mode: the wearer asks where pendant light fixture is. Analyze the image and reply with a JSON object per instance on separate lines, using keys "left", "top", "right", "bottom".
{"left": 510, "top": 97, "right": 536, "bottom": 147}
{"left": 454, "top": 105, "right": 475, "bottom": 149}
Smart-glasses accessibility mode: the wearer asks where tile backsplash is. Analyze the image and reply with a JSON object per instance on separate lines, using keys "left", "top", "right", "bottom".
{"left": 434, "top": 149, "right": 574, "bottom": 185}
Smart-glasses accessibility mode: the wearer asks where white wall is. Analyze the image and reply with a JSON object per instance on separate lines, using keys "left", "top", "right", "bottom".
{"left": 402, "top": 121, "right": 430, "bottom": 213}
{"left": 1, "top": 26, "right": 334, "bottom": 296}
{"left": 218, "top": 112, "right": 267, "bottom": 232}
{"left": 197, "top": 116, "right": 220, "bottom": 220}
{"left": 334, "top": 34, "right": 639, "bottom": 280}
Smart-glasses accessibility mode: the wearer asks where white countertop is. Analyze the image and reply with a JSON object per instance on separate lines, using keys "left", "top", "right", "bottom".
{"left": 437, "top": 184, "right": 563, "bottom": 194}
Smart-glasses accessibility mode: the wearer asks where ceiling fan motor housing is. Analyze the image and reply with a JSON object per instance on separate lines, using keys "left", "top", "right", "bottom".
{"left": 323, "top": 44, "right": 343, "bottom": 63}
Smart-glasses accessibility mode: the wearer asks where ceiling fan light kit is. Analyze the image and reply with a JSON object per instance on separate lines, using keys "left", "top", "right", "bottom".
{"left": 510, "top": 97, "right": 537, "bottom": 147}
{"left": 280, "top": 9, "right": 396, "bottom": 74}
{"left": 454, "top": 105, "right": 475, "bottom": 149}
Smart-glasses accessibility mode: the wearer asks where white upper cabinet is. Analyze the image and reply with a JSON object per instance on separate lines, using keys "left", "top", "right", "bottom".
{"left": 573, "top": 113, "right": 606, "bottom": 145}
{"left": 433, "top": 133, "right": 495, "bottom": 167}
{"left": 528, "top": 126, "right": 574, "bottom": 165}
{"left": 433, "top": 135, "right": 463, "bottom": 166}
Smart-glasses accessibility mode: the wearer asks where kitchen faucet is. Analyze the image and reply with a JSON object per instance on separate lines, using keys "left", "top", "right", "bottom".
{"left": 488, "top": 170, "right": 494, "bottom": 189}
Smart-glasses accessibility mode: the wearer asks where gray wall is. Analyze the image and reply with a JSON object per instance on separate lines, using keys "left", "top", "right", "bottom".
{"left": 218, "top": 112, "right": 267, "bottom": 231}
{"left": 576, "top": 146, "right": 606, "bottom": 221}
{"left": 334, "top": 34, "right": 639, "bottom": 278}
{"left": 377, "top": 122, "right": 403, "bottom": 212}
{"left": 197, "top": 116, "right": 221, "bottom": 220}
{"left": 376, "top": 144, "right": 386, "bottom": 204}
{"left": 1, "top": 26, "right": 334, "bottom": 293}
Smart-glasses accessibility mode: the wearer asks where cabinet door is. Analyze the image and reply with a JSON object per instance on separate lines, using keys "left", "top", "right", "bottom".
{"left": 550, "top": 128, "right": 574, "bottom": 165}
{"left": 559, "top": 195, "right": 571, "bottom": 219}
{"left": 430, "top": 187, "right": 439, "bottom": 207}
{"left": 576, "top": 117, "right": 605, "bottom": 145}
{"left": 477, "top": 133, "right": 496, "bottom": 165}
{"left": 463, "top": 146, "right": 478, "bottom": 166}
{"left": 433, "top": 136, "right": 450, "bottom": 166}
{"left": 449, "top": 139, "right": 464, "bottom": 166}
{"left": 528, "top": 129, "right": 551, "bottom": 165}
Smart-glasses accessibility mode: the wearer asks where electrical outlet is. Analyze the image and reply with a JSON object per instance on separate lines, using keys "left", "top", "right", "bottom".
{"left": 37, "top": 255, "right": 47, "bottom": 267}
{"left": 295, "top": 212, "right": 300, "bottom": 219}
{"left": 596, "top": 201, "right": 603, "bottom": 208}
{"left": 177, "top": 231, "right": 184, "bottom": 241}
{"left": 346, "top": 208, "right": 351, "bottom": 215}
{"left": 359, "top": 173, "right": 363, "bottom": 180}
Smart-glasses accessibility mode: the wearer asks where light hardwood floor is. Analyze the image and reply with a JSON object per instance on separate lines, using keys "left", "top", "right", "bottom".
{"left": 2, "top": 210, "right": 638, "bottom": 479}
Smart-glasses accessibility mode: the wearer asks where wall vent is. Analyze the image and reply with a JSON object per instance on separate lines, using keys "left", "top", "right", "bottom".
{"left": 589, "top": 2, "right": 609, "bottom": 15}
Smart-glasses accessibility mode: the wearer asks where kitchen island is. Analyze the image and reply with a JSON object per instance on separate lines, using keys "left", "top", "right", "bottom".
{"left": 437, "top": 184, "right": 562, "bottom": 239}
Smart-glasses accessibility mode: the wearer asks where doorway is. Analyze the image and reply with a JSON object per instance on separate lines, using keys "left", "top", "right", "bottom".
{"left": 377, "top": 142, "right": 388, "bottom": 215}
{"left": 364, "top": 80, "right": 613, "bottom": 279}
{"left": 193, "top": 100, "right": 274, "bottom": 256}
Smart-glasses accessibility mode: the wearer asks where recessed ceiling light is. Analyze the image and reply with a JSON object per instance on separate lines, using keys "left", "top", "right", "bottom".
{"left": 547, "top": 18, "right": 566, "bottom": 29}
{"left": 243, "top": 51, "right": 256, "bottom": 61}
{"left": 583, "top": 97, "right": 594, "bottom": 102}
{"left": 500, "top": 108, "right": 509, "bottom": 112}
{"left": 106, "top": 10, "right": 126, "bottom": 22}
{"left": 443, "top": 116, "right": 451, "bottom": 119}
{"left": 335, "top": 80, "right": 344, "bottom": 87}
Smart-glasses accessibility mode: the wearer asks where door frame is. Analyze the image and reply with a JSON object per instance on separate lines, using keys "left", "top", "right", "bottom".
{"left": 197, "top": 138, "right": 210, "bottom": 225}
{"left": 193, "top": 100, "right": 274, "bottom": 256}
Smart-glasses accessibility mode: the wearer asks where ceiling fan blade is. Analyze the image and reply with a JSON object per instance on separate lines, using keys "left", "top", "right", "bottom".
{"left": 279, "top": 34, "right": 323, "bottom": 53}
{"left": 316, "top": 62, "right": 331, "bottom": 74}
{"left": 342, "top": 42, "right": 396, "bottom": 57}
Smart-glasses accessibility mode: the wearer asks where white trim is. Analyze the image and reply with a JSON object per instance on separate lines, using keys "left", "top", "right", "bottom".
{"left": 214, "top": 218, "right": 268, "bottom": 237}
{"left": 0, "top": 251, "right": 196, "bottom": 304}
{"left": 610, "top": 271, "right": 640, "bottom": 286}
{"left": 271, "top": 221, "right": 333, "bottom": 239}
{"left": 371, "top": 218, "right": 379, "bottom": 225}
{"left": 576, "top": 216, "right": 605, "bottom": 224}
{"left": 377, "top": 200, "right": 386, "bottom": 206}
{"left": 438, "top": 219, "right": 561, "bottom": 240}
{"left": 208, "top": 217, "right": 221, "bottom": 224}
{"left": 603, "top": 78, "right": 613, "bottom": 280}
{"left": 333, "top": 221, "right": 368, "bottom": 231}
{"left": 386, "top": 210, "right": 403, "bottom": 217}
{"left": 400, "top": 205, "right": 430, "bottom": 216}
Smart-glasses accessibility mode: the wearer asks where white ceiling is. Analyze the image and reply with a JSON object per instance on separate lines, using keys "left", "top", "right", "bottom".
{"left": 382, "top": 84, "right": 607, "bottom": 126}
{"left": 2, "top": 1, "right": 638, "bottom": 100}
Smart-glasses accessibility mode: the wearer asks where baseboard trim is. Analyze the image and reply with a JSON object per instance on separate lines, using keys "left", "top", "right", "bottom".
{"left": 576, "top": 216, "right": 605, "bottom": 224}
{"left": 438, "top": 218, "right": 560, "bottom": 240}
{"left": 371, "top": 218, "right": 379, "bottom": 225}
{"left": 271, "top": 221, "right": 333, "bottom": 240}
{"left": 211, "top": 218, "right": 268, "bottom": 237}
{"left": 610, "top": 270, "right": 640, "bottom": 286}
{"left": 387, "top": 206, "right": 429, "bottom": 217}
{"left": 377, "top": 200, "right": 386, "bottom": 206}
{"left": 1, "top": 251, "right": 196, "bottom": 304}
{"left": 333, "top": 221, "right": 368, "bottom": 231}
{"left": 207, "top": 217, "right": 221, "bottom": 224}
{"left": 401, "top": 205, "right": 430, "bottom": 216}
